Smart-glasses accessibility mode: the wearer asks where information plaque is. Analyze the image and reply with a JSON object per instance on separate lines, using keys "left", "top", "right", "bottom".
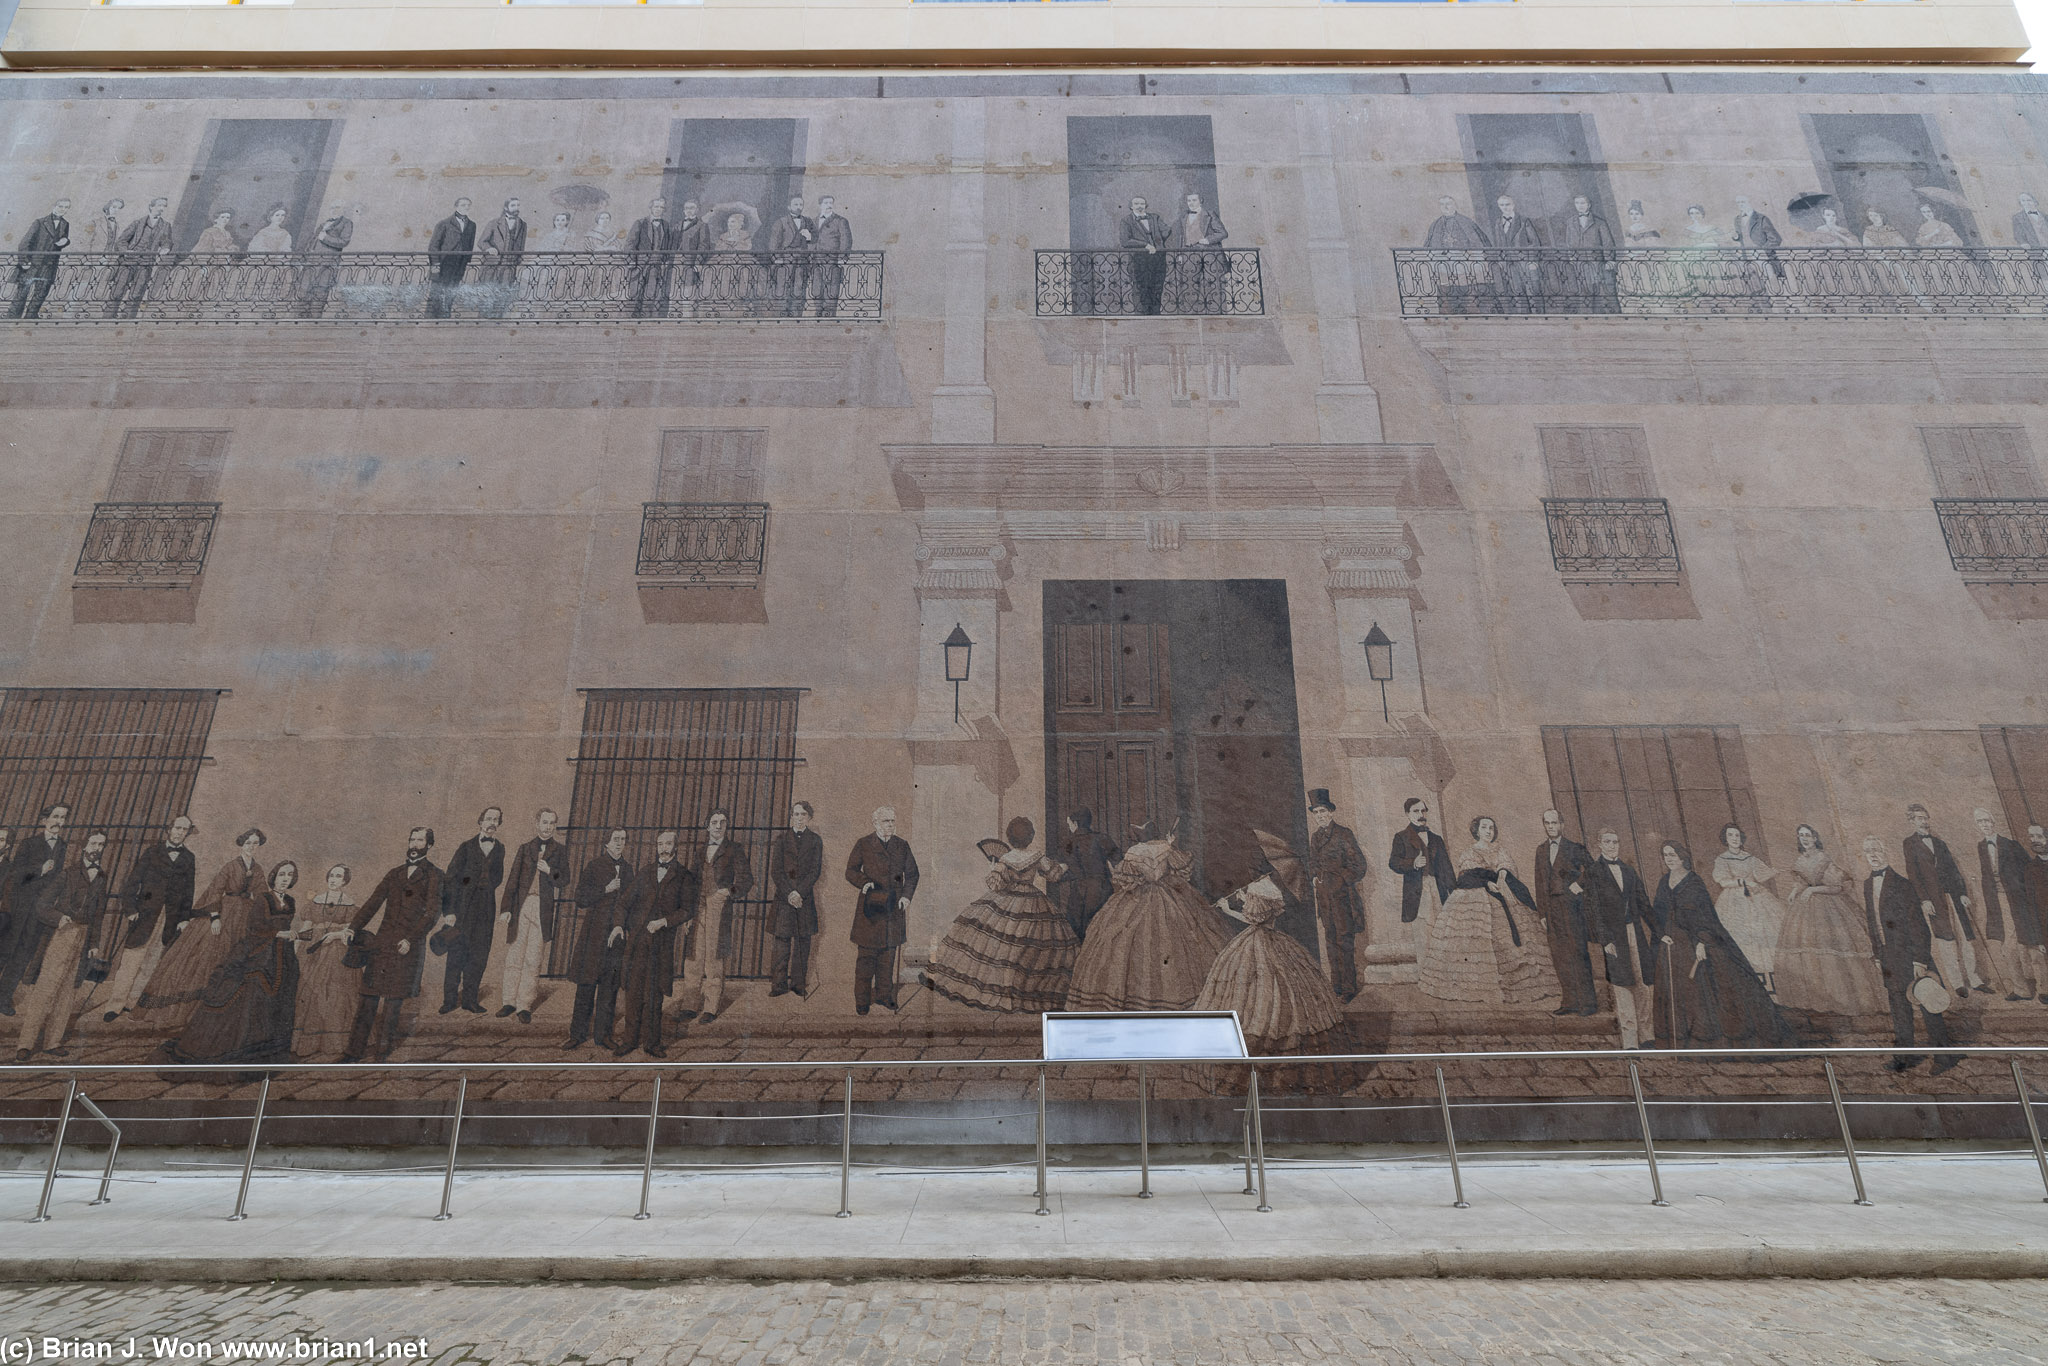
{"left": 1040, "top": 1010, "right": 1248, "bottom": 1061}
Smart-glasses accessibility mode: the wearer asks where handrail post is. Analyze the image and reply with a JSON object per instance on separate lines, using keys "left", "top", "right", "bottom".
{"left": 1627, "top": 1062, "right": 1669, "bottom": 1207}
{"left": 226, "top": 1074, "right": 270, "bottom": 1221}
{"left": 1034, "top": 1066, "right": 1050, "bottom": 1216}
{"left": 1435, "top": 1066, "right": 1469, "bottom": 1209}
{"left": 1823, "top": 1060, "right": 1871, "bottom": 1206}
{"left": 1136, "top": 1063, "right": 1152, "bottom": 1199}
{"left": 634, "top": 1074, "right": 662, "bottom": 1221}
{"left": 434, "top": 1074, "right": 466, "bottom": 1221}
{"left": 836, "top": 1071, "right": 853, "bottom": 1218}
{"left": 76, "top": 1096, "right": 121, "bottom": 1207}
{"left": 1240, "top": 1096, "right": 1255, "bottom": 1194}
{"left": 29, "top": 1077, "right": 78, "bottom": 1224}
{"left": 1248, "top": 1067, "right": 1270, "bottom": 1213}
{"left": 2013, "top": 1057, "right": 2048, "bottom": 1203}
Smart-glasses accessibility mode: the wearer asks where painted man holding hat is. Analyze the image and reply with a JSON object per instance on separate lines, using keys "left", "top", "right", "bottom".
{"left": 1306, "top": 789, "right": 1367, "bottom": 1002}
{"left": 1860, "top": 835, "right": 1958, "bottom": 1074}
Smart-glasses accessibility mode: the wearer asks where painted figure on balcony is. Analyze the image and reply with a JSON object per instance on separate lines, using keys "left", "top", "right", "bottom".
{"left": 1800, "top": 205, "right": 1861, "bottom": 249}
{"left": 1553, "top": 194, "right": 1617, "bottom": 312}
{"left": 1710, "top": 825, "right": 1786, "bottom": 994}
{"left": 107, "top": 197, "right": 174, "bottom": 320}
{"left": 580, "top": 209, "right": 621, "bottom": 302}
{"left": 1732, "top": 195, "right": 1786, "bottom": 300}
{"left": 1418, "top": 816, "right": 1556, "bottom": 1009}
{"left": 425, "top": 197, "right": 475, "bottom": 319}
{"left": 712, "top": 208, "right": 762, "bottom": 317}
{"left": 624, "top": 197, "right": 672, "bottom": 318}
{"left": 671, "top": 200, "right": 713, "bottom": 315}
{"left": 1425, "top": 194, "right": 1490, "bottom": 250}
{"left": 1772, "top": 825, "right": 1886, "bottom": 1021}
{"left": 1118, "top": 195, "right": 1173, "bottom": 315}
{"left": 247, "top": 204, "right": 293, "bottom": 254}
{"left": 1424, "top": 194, "right": 1492, "bottom": 313}
{"left": 1065, "top": 830, "right": 1231, "bottom": 1013}
{"left": 1196, "top": 874, "right": 1342, "bottom": 1053}
{"left": 767, "top": 194, "right": 816, "bottom": 317}
{"left": 812, "top": 194, "right": 853, "bottom": 317}
{"left": 292, "top": 864, "right": 358, "bottom": 1059}
{"left": 7, "top": 197, "right": 70, "bottom": 320}
{"left": 295, "top": 203, "right": 355, "bottom": 319}
{"left": 1916, "top": 202, "right": 1965, "bottom": 249}
{"left": 524, "top": 211, "right": 573, "bottom": 308}
{"left": 1678, "top": 204, "right": 1728, "bottom": 300}
{"left": 475, "top": 198, "right": 527, "bottom": 319}
{"left": 1174, "top": 191, "right": 1228, "bottom": 314}
{"left": 1491, "top": 194, "right": 1544, "bottom": 312}
{"left": 921, "top": 816, "right": 1076, "bottom": 1014}
{"left": 245, "top": 205, "right": 294, "bottom": 313}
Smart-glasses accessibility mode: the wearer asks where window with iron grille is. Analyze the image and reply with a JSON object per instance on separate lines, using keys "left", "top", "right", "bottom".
{"left": 1536, "top": 426, "right": 1680, "bottom": 583}
{"left": 551, "top": 688, "right": 801, "bottom": 980}
{"left": 1925, "top": 427, "right": 2048, "bottom": 583}
{"left": 0, "top": 688, "right": 221, "bottom": 939}
{"left": 639, "top": 429, "right": 769, "bottom": 586}
{"left": 1541, "top": 724, "right": 1765, "bottom": 873}
{"left": 1982, "top": 725, "right": 2048, "bottom": 840}
{"left": 77, "top": 430, "right": 227, "bottom": 587}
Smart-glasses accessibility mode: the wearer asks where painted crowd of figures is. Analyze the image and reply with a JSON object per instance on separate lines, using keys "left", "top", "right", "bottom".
{"left": 4, "top": 193, "right": 863, "bottom": 320}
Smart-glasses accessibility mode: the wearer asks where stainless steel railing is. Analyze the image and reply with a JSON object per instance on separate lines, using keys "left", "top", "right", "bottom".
{"left": 6, "top": 1043, "right": 2047, "bottom": 1225}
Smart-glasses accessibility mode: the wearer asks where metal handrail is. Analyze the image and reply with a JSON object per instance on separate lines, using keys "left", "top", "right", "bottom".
{"left": 10, "top": 1044, "right": 2048, "bottom": 1224}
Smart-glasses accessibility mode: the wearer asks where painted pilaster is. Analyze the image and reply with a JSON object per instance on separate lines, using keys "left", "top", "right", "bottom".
{"left": 1296, "top": 101, "right": 1383, "bottom": 444}
{"left": 931, "top": 99, "right": 997, "bottom": 443}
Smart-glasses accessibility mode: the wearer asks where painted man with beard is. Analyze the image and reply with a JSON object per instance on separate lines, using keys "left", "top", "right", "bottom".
{"left": 15, "top": 832, "right": 107, "bottom": 1060}
{"left": 616, "top": 830, "right": 691, "bottom": 1058}
{"left": 0, "top": 804, "right": 69, "bottom": 1014}
{"left": 341, "top": 827, "right": 444, "bottom": 1062}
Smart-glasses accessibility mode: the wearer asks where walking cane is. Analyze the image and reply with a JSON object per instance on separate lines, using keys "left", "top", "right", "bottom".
{"left": 1664, "top": 943, "right": 1679, "bottom": 1047}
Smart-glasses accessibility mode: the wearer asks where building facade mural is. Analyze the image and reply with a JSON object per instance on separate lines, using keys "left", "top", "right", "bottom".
{"left": 1, "top": 70, "right": 2047, "bottom": 1113}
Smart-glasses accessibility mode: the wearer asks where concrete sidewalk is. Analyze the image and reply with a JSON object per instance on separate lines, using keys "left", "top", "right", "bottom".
{"left": 3, "top": 1148, "right": 2048, "bottom": 1281}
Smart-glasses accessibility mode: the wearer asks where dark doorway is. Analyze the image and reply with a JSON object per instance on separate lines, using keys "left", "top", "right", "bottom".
{"left": 1808, "top": 114, "right": 1979, "bottom": 244}
{"left": 1461, "top": 113, "right": 1618, "bottom": 241}
{"left": 1043, "top": 580, "right": 1315, "bottom": 955}
{"left": 175, "top": 119, "right": 342, "bottom": 254}
{"left": 665, "top": 119, "right": 807, "bottom": 253}
{"left": 1065, "top": 115, "right": 1220, "bottom": 251}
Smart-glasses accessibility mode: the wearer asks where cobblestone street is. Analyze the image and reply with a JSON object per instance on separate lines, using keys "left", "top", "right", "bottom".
{"left": 2, "top": 1277, "right": 2046, "bottom": 1365}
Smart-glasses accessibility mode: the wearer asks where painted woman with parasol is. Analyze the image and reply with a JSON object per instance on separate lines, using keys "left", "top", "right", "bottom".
{"left": 1418, "top": 815, "right": 1558, "bottom": 1008}
{"left": 1195, "top": 833, "right": 1343, "bottom": 1053}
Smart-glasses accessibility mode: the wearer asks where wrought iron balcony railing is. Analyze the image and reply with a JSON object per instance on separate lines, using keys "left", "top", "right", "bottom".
{"left": 636, "top": 503, "right": 770, "bottom": 585}
{"left": 1542, "top": 497, "right": 1682, "bottom": 583}
{"left": 74, "top": 502, "right": 221, "bottom": 586}
{"left": 1392, "top": 246, "right": 2048, "bottom": 318}
{"left": 1934, "top": 498, "right": 2048, "bottom": 583}
{"left": 1, "top": 250, "right": 884, "bottom": 323}
{"left": 1035, "top": 248, "right": 1264, "bottom": 316}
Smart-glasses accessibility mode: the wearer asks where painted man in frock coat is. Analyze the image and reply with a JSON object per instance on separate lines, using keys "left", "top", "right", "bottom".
{"left": 99, "top": 814, "right": 196, "bottom": 1021}
{"left": 615, "top": 830, "right": 691, "bottom": 1058}
{"left": 767, "top": 196, "right": 816, "bottom": 317}
{"left": 1583, "top": 829, "right": 1658, "bottom": 1049}
{"left": 436, "top": 807, "right": 506, "bottom": 1015}
{"left": 1306, "top": 790, "right": 1367, "bottom": 1002}
{"left": 342, "top": 827, "right": 444, "bottom": 1062}
{"left": 678, "top": 811, "right": 754, "bottom": 1024}
{"left": 625, "top": 199, "right": 673, "bottom": 318}
{"left": 1118, "top": 197, "right": 1174, "bottom": 316}
{"left": 425, "top": 198, "right": 475, "bottom": 319}
{"left": 1387, "top": 797, "right": 1455, "bottom": 931}
{"left": 16, "top": 833, "right": 107, "bottom": 1060}
{"left": 1532, "top": 808, "right": 1599, "bottom": 1015}
{"left": 0, "top": 805, "right": 68, "bottom": 1014}
{"left": 107, "top": 197, "right": 174, "bottom": 319}
{"left": 1055, "top": 809, "right": 1119, "bottom": 942}
{"left": 1973, "top": 808, "right": 2042, "bottom": 1003}
{"left": 768, "top": 800, "right": 823, "bottom": 997}
{"left": 845, "top": 806, "right": 919, "bottom": 1014}
{"left": 566, "top": 828, "right": 632, "bottom": 1050}
{"left": 497, "top": 808, "right": 566, "bottom": 1024}
{"left": 1861, "top": 837, "right": 1957, "bottom": 1072}
{"left": 9, "top": 199, "right": 70, "bottom": 320}
{"left": 1903, "top": 803, "right": 1986, "bottom": 997}
{"left": 474, "top": 199, "right": 527, "bottom": 318}
{"left": 811, "top": 196, "right": 853, "bottom": 317}
{"left": 669, "top": 200, "right": 713, "bottom": 313}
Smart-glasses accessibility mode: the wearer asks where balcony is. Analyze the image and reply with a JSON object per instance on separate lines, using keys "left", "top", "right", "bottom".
{"left": 75, "top": 502, "right": 219, "bottom": 586}
{"left": 1392, "top": 246, "right": 2048, "bottom": 319}
{"left": 1, "top": 251, "right": 884, "bottom": 323}
{"left": 1934, "top": 499, "right": 2048, "bottom": 583}
{"left": 1541, "top": 498, "right": 1682, "bottom": 584}
{"left": 1035, "top": 249, "right": 1264, "bottom": 317}
{"left": 636, "top": 502, "right": 770, "bottom": 625}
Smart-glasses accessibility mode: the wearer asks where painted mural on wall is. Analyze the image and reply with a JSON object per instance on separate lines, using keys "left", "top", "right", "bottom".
{"left": 2, "top": 72, "right": 2048, "bottom": 1101}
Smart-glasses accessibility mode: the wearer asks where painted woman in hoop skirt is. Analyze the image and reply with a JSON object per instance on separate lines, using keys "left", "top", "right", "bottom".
{"left": 1772, "top": 824, "right": 1887, "bottom": 1018}
{"left": 1064, "top": 832, "right": 1233, "bottom": 1012}
{"left": 137, "top": 827, "right": 267, "bottom": 1031}
{"left": 162, "top": 860, "right": 303, "bottom": 1078}
{"left": 293, "top": 863, "right": 359, "bottom": 1058}
{"left": 1419, "top": 816, "right": 1557, "bottom": 1008}
{"left": 1195, "top": 875, "right": 1342, "bottom": 1052}
{"left": 1710, "top": 824, "right": 1787, "bottom": 993}
{"left": 1653, "top": 840, "right": 1793, "bottom": 1048}
{"left": 921, "top": 817, "right": 1078, "bottom": 1013}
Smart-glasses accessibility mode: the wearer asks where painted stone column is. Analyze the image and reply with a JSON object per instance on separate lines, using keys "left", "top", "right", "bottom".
{"left": 1325, "top": 519, "right": 1442, "bottom": 984}
{"left": 931, "top": 99, "right": 997, "bottom": 443}
{"left": 1296, "top": 101, "right": 1384, "bottom": 444}
{"left": 905, "top": 519, "right": 1009, "bottom": 974}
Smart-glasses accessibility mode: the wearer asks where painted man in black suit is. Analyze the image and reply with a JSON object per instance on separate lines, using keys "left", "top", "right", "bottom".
{"left": 16, "top": 832, "right": 108, "bottom": 1060}
{"left": 766, "top": 195, "right": 816, "bottom": 317}
{"left": 812, "top": 195, "right": 853, "bottom": 317}
{"left": 1118, "top": 197, "right": 1174, "bottom": 315}
{"left": 565, "top": 828, "right": 632, "bottom": 1050}
{"left": 497, "top": 807, "right": 566, "bottom": 1024}
{"left": 1531, "top": 808, "right": 1598, "bottom": 1016}
{"left": 1307, "top": 789, "right": 1368, "bottom": 1002}
{"left": 1903, "top": 803, "right": 1985, "bottom": 997}
{"left": 99, "top": 813, "right": 196, "bottom": 1021}
{"left": 1054, "top": 809, "right": 1119, "bottom": 942}
{"left": 1386, "top": 796, "right": 1454, "bottom": 931}
{"left": 845, "top": 805, "right": 919, "bottom": 1014}
{"left": 435, "top": 806, "right": 506, "bottom": 1015}
{"left": 1973, "top": 807, "right": 2043, "bottom": 1004}
{"left": 9, "top": 198, "right": 70, "bottom": 320}
{"left": 616, "top": 830, "right": 691, "bottom": 1058}
{"left": 107, "top": 197, "right": 174, "bottom": 319}
{"left": 425, "top": 197, "right": 475, "bottom": 319}
{"left": 670, "top": 199, "right": 713, "bottom": 314}
{"left": 1860, "top": 836, "right": 1957, "bottom": 1073}
{"left": 341, "top": 827, "right": 444, "bottom": 1062}
{"left": 678, "top": 810, "right": 754, "bottom": 1024}
{"left": 768, "top": 800, "right": 824, "bottom": 997}
{"left": 1491, "top": 193, "right": 1545, "bottom": 312}
{"left": 1583, "top": 829, "right": 1658, "bottom": 1049}
{"left": 0, "top": 804, "right": 68, "bottom": 1014}
{"left": 625, "top": 198, "right": 673, "bottom": 318}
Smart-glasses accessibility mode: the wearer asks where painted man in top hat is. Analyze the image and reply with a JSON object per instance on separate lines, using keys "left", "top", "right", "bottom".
{"left": 1305, "top": 789, "right": 1367, "bottom": 1002}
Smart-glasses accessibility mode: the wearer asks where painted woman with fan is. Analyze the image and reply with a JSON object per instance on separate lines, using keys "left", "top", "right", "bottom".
{"left": 921, "top": 817, "right": 1077, "bottom": 1014}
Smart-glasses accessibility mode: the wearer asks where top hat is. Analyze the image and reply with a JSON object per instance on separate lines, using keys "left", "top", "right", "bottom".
{"left": 1909, "top": 973, "right": 1952, "bottom": 1016}
{"left": 1307, "top": 789, "right": 1336, "bottom": 812}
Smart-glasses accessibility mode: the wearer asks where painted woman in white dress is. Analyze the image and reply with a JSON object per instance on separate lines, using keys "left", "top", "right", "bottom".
{"left": 1710, "top": 824, "right": 1787, "bottom": 993}
{"left": 1195, "top": 875, "right": 1342, "bottom": 1052}
{"left": 524, "top": 211, "right": 575, "bottom": 309}
{"left": 1419, "top": 816, "right": 1557, "bottom": 1008}
{"left": 1064, "top": 834, "right": 1233, "bottom": 1012}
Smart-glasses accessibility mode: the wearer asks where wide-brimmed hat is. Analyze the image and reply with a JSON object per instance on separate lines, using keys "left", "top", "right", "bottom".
{"left": 1909, "top": 974, "right": 1952, "bottom": 1015}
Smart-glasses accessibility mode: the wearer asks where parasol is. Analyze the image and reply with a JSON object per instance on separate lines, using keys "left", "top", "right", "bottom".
{"left": 1912, "top": 185, "right": 1973, "bottom": 210}
{"left": 1252, "top": 828, "right": 1310, "bottom": 905}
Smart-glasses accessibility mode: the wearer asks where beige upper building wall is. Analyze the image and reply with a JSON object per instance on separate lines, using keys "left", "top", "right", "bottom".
{"left": 0, "top": 0, "right": 2033, "bottom": 70}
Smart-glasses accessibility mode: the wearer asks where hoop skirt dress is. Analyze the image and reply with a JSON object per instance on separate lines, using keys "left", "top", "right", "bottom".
{"left": 1711, "top": 849, "right": 1787, "bottom": 983}
{"left": 1064, "top": 840, "right": 1233, "bottom": 1012}
{"left": 921, "top": 847, "right": 1078, "bottom": 1013}
{"left": 136, "top": 856, "right": 264, "bottom": 1029}
{"left": 1194, "top": 877, "right": 1342, "bottom": 1051}
{"left": 1772, "top": 850, "right": 1887, "bottom": 1017}
{"left": 162, "top": 888, "right": 301, "bottom": 1073}
{"left": 1418, "top": 842, "right": 1557, "bottom": 1008}
{"left": 292, "top": 893, "right": 360, "bottom": 1057}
